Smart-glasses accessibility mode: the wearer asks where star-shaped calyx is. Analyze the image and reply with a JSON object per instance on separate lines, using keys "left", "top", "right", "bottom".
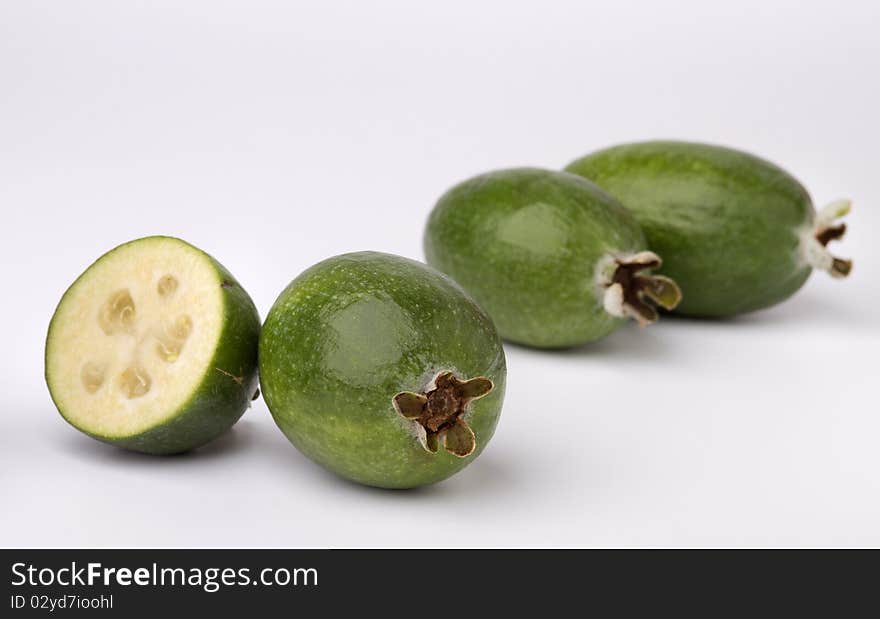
{"left": 811, "top": 199, "right": 853, "bottom": 278}
{"left": 602, "top": 251, "right": 682, "bottom": 326}
{"left": 392, "top": 371, "right": 494, "bottom": 458}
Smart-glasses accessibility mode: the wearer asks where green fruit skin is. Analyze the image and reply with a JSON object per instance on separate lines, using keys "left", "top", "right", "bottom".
{"left": 565, "top": 141, "right": 815, "bottom": 317}
{"left": 45, "top": 236, "right": 261, "bottom": 455}
{"left": 259, "top": 252, "right": 506, "bottom": 489}
{"left": 424, "top": 168, "right": 647, "bottom": 348}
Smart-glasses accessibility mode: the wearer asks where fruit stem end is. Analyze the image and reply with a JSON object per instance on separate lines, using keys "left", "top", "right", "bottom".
{"left": 805, "top": 199, "right": 853, "bottom": 278}
{"left": 600, "top": 252, "right": 682, "bottom": 325}
{"left": 393, "top": 371, "right": 493, "bottom": 458}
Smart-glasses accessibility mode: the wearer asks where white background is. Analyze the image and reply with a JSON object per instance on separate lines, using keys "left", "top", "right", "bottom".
{"left": 2, "top": 0, "right": 878, "bottom": 548}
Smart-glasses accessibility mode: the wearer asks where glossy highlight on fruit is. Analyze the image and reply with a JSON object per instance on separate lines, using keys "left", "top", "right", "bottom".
{"left": 423, "top": 168, "right": 681, "bottom": 348}
{"left": 45, "top": 236, "right": 261, "bottom": 454}
{"left": 259, "top": 251, "right": 506, "bottom": 489}
{"left": 565, "top": 141, "right": 853, "bottom": 317}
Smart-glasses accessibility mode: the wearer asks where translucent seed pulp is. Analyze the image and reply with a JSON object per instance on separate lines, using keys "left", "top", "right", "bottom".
{"left": 118, "top": 365, "right": 152, "bottom": 399}
{"left": 84, "top": 275, "right": 194, "bottom": 398}
{"left": 155, "top": 314, "right": 193, "bottom": 363}
{"left": 98, "top": 289, "right": 136, "bottom": 335}
{"left": 80, "top": 361, "right": 106, "bottom": 393}
{"left": 155, "top": 340, "right": 181, "bottom": 363}
{"left": 171, "top": 315, "right": 193, "bottom": 340}
{"left": 157, "top": 274, "right": 178, "bottom": 298}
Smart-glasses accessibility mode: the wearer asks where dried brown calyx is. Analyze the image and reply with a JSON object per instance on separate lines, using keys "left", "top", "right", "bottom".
{"left": 809, "top": 199, "right": 853, "bottom": 278}
{"left": 601, "top": 251, "right": 682, "bottom": 326}
{"left": 392, "top": 371, "right": 494, "bottom": 458}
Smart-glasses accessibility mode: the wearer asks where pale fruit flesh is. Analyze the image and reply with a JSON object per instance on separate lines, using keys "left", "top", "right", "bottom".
{"left": 46, "top": 239, "right": 225, "bottom": 439}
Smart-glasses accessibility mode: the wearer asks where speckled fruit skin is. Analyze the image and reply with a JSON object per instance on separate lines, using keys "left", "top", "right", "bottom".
{"left": 45, "top": 236, "right": 261, "bottom": 455}
{"left": 424, "top": 168, "right": 648, "bottom": 348}
{"left": 565, "top": 141, "right": 818, "bottom": 317}
{"left": 259, "top": 252, "right": 506, "bottom": 489}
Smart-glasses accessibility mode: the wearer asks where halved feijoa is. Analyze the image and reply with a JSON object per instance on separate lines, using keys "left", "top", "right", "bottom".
{"left": 259, "top": 252, "right": 506, "bottom": 489}
{"left": 565, "top": 141, "right": 853, "bottom": 316}
{"left": 45, "top": 236, "right": 261, "bottom": 455}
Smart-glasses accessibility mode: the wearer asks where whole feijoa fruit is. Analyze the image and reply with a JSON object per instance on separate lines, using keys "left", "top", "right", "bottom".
{"left": 565, "top": 141, "right": 853, "bottom": 317}
{"left": 423, "top": 168, "right": 682, "bottom": 348}
{"left": 259, "top": 252, "right": 506, "bottom": 489}
{"left": 45, "top": 236, "right": 261, "bottom": 455}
